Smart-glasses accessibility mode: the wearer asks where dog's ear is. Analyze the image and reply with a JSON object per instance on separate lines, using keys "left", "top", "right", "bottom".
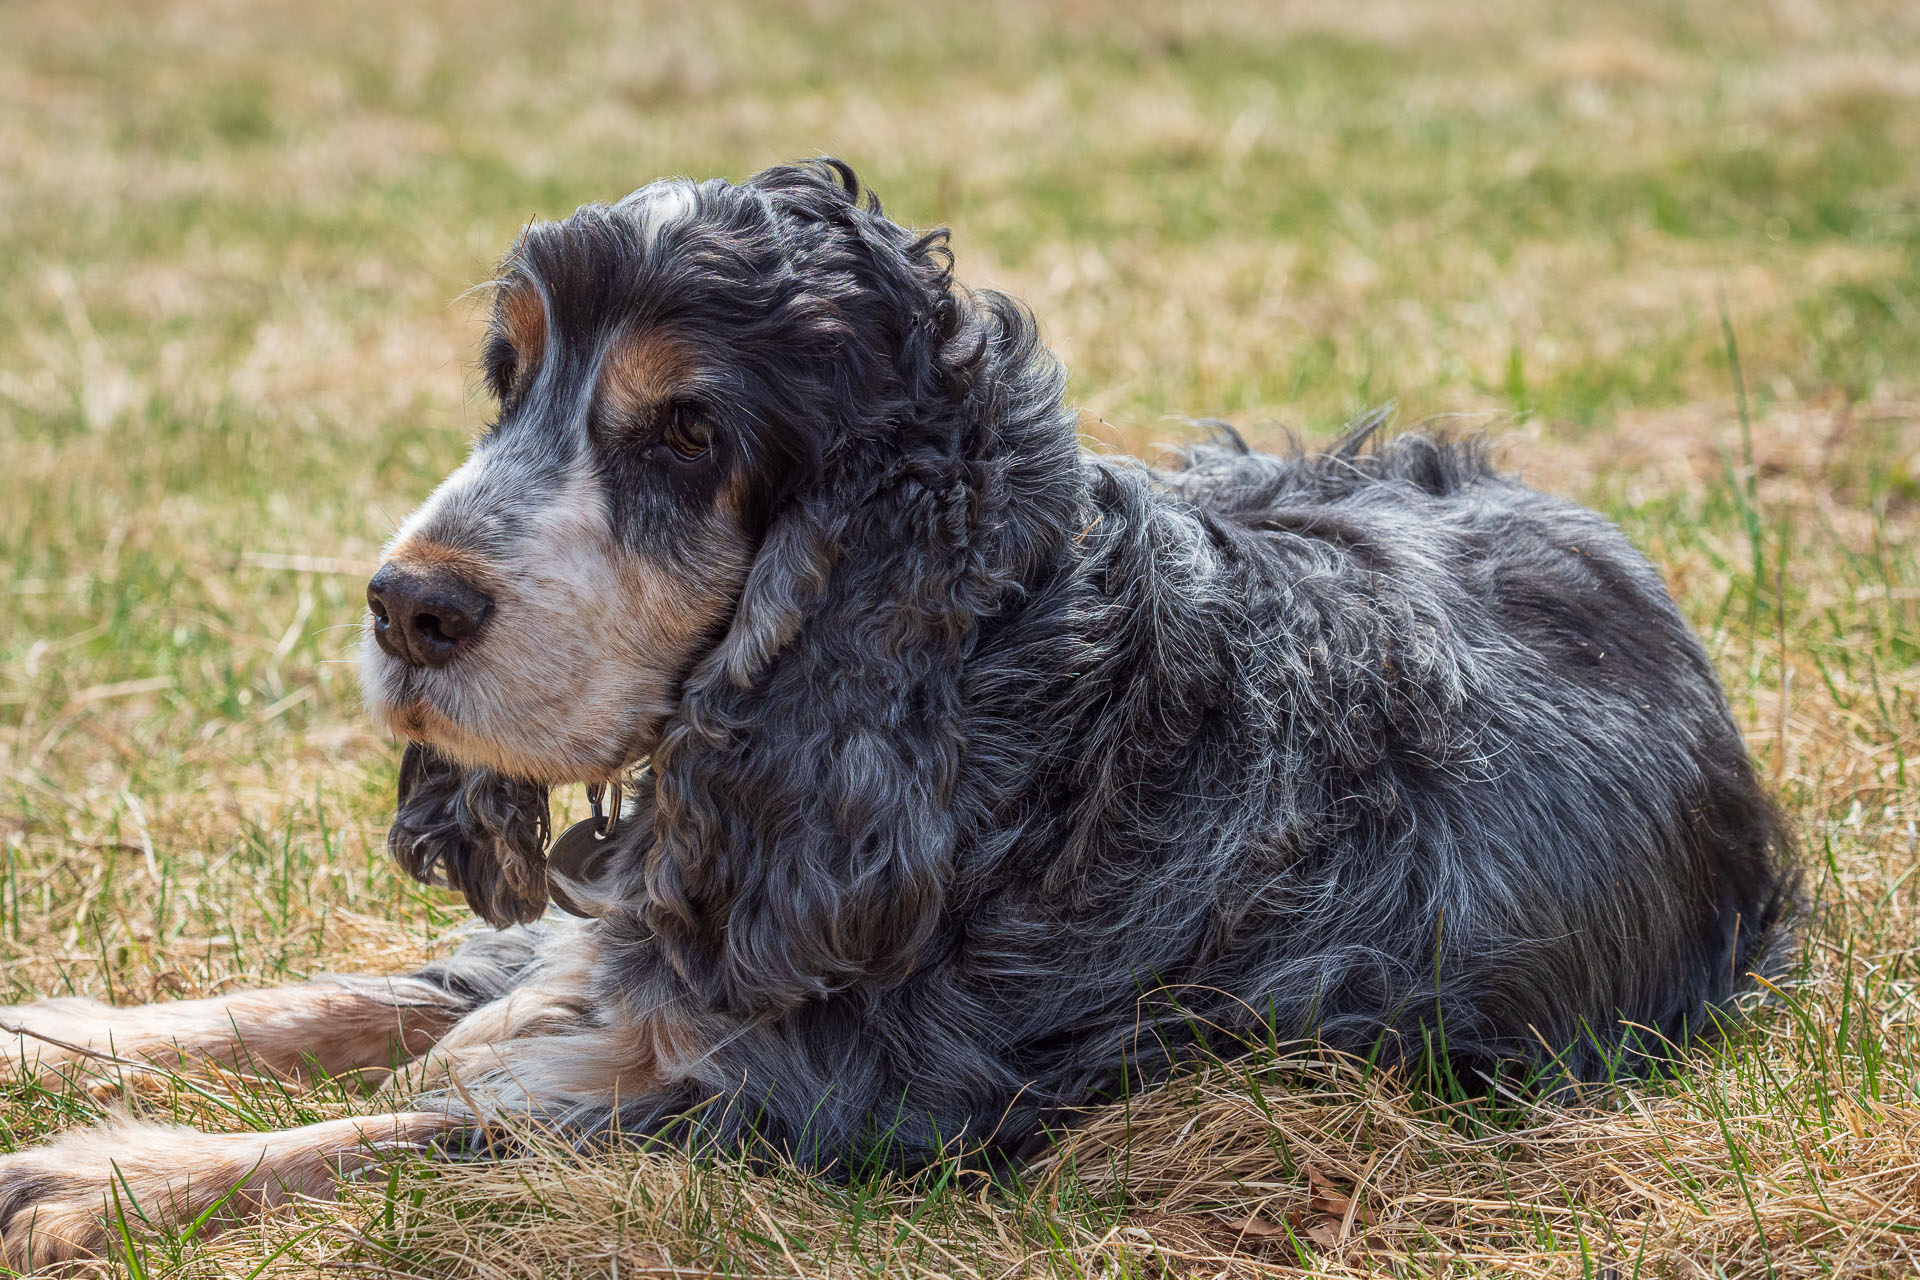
{"left": 644, "top": 475, "right": 972, "bottom": 1019}
{"left": 639, "top": 172, "right": 994, "bottom": 1017}
{"left": 388, "top": 742, "right": 552, "bottom": 928}
{"left": 707, "top": 493, "right": 840, "bottom": 687}
{"left": 634, "top": 160, "right": 1081, "bottom": 1019}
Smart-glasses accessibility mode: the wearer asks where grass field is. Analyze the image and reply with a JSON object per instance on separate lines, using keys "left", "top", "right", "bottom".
{"left": 3, "top": 0, "right": 1918, "bottom": 1274}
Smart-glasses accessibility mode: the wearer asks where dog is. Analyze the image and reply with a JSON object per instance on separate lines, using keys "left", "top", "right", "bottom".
{"left": 0, "top": 159, "right": 1791, "bottom": 1265}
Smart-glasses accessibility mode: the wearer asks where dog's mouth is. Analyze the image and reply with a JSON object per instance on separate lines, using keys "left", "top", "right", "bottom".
{"left": 362, "top": 670, "right": 446, "bottom": 748}
{"left": 360, "top": 639, "right": 431, "bottom": 726}
{"left": 361, "top": 634, "right": 483, "bottom": 759}
{"left": 363, "top": 641, "right": 662, "bottom": 788}
{"left": 357, "top": 525, "right": 725, "bottom": 786}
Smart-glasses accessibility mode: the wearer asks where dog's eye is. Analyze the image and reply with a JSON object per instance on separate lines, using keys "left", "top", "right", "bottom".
{"left": 659, "top": 403, "right": 711, "bottom": 463}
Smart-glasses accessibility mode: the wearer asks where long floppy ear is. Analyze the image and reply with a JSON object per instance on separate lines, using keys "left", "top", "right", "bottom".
{"left": 643, "top": 482, "right": 973, "bottom": 1019}
{"left": 388, "top": 742, "right": 552, "bottom": 927}
{"left": 638, "top": 161, "right": 997, "bottom": 1018}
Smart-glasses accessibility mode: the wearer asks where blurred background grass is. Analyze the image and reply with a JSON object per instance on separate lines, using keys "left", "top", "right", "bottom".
{"left": 2, "top": 1, "right": 1917, "bottom": 1274}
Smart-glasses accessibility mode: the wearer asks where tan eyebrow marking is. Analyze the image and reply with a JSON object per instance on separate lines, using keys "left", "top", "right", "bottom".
{"left": 600, "top": 329, "right": 694, "bottom": 421}
{"left": 495, "top": 277, "right": 548, "bottom": 373}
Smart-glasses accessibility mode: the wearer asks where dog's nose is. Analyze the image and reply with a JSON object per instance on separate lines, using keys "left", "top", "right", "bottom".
{"left": 367, "top": 564, "right": 493, "bottom": 668}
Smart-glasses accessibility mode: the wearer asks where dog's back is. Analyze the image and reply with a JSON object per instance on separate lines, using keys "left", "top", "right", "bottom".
{"left": 970, "top": 429, "right": 1793, "bottom": 1092}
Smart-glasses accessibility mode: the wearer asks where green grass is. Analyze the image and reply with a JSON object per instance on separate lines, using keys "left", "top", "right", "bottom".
{"left": 2, "top": 0, "right": 1918, "bottom": 1274}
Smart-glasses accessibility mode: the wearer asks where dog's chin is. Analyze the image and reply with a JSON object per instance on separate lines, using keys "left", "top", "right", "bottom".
{"left": 360, "top": 632, "right": 666, "bottom": 785}
{"left": 372, "top": 694, "right": 653, "bottom": 787}
{"left": 361, "top": 673, "right": 655, "bottom": 787}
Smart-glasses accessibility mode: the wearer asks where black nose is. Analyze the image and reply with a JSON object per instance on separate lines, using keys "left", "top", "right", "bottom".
{"left": 367, "top": 563, "right": 494, "bottom": 669}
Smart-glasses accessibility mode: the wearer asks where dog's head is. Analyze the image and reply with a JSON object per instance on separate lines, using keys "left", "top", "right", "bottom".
{"left": 364, "top": 162, "right": 906, "bottom": 785}
{"left": 365, "top": 159, "right": 1073, "bottom": 948}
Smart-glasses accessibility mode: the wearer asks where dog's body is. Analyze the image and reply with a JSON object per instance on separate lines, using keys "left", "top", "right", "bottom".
{"left": 0, "top": 161, "right": 1789, "bottom": 1264}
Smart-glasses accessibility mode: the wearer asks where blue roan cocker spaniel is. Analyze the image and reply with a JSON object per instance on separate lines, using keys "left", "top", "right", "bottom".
{"left": 0, "top": 160, "right": 1791, "bottom": 1264}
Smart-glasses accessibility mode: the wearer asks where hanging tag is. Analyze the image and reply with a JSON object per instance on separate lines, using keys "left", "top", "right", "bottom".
{"left": 546, "top": 818, "right": 618, "bottom": 918}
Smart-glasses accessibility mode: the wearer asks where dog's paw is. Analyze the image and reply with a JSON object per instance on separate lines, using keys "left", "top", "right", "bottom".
{"left": 0, "top": 1122, "right": 265, "bottom": 1269}
{"left": 0, "top": 1142, "right": 121, "bottom": 1270}
{"left": 0, "top": 1114, "right": 455, "bottom": 1270}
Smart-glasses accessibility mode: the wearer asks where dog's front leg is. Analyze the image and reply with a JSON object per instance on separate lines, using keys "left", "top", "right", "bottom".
{"left": 0, "top": 921, "right": 674, "bottom": 1264}
{"left": 0, "top": 1111, "right": 458, "bottom": 1269}
{"left": 392, "top": 937, "right": 692, "bottom": 1112}
{"left": 1, "top": 924, "right": 554, "bottom": 1090}
{"left": 0, "top": 981, "right": 479, "bottom": 1269}
{"left": 0, "top": 980, "right": 466, "bottom": 1090}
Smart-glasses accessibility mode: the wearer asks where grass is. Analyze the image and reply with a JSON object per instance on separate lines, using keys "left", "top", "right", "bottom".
{"left": 1, "top": 0, "right": 1917, "bottom": 1273}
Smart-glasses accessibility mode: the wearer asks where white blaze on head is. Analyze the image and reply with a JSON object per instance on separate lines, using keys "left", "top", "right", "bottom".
{"left": 618, "top": 180, "right": 699, "bottom": 252}
{"left": 387, "top": 453, "right": 485, "bottom": 554}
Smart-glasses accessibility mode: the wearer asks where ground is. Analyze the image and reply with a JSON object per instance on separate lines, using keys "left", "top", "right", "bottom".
{"left": 1, "top": 0, "right": 1917, "bottom": 1275}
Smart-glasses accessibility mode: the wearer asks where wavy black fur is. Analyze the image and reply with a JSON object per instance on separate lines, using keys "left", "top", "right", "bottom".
{"left": 390, "top": 741, "right": 551, "bottom": 926}
{"left": 394, "top": 159, "right": 1793, "bottom": 1171}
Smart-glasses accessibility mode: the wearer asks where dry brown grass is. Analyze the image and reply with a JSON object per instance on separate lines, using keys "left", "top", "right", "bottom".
{"left": 2, "top": 0, "right": 1917, "bottom": 1274}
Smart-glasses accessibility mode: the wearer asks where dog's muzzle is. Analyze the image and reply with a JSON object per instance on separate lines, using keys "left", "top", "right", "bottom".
{"left": 367, "top": 563, "right": 494, "bottom": 668}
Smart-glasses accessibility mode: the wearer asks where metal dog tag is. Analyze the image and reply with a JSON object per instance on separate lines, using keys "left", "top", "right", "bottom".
{"left": 545, "top": 818, "right": 618, "bottom": 918}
